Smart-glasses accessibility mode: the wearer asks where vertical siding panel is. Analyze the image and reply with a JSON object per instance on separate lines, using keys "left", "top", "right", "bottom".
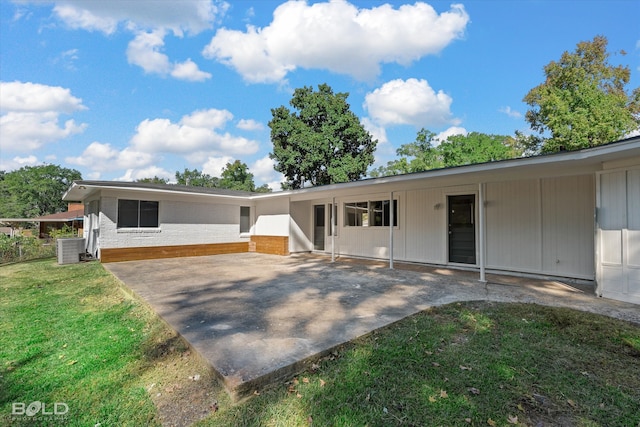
{"left": 541, "top": 175, "right": 595, "bottom": 278}
{"left": 485, "top": 180, "right": 541, "bottom": 272}
{"left": 599, "top": 171, "right": 627, "bottom": 229}
{"left": 628, "top": 169, "right": 640, "bottom": 230}
{"left": 405, "top": 188, "right": 445, "bottom": 263}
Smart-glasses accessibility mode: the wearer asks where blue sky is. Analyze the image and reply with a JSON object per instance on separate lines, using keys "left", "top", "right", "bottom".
{"left": 1, "top": 0, "right": 639, "bottom": 189}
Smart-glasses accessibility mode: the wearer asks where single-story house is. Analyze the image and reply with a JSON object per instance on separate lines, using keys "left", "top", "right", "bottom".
{"left": 0, "top": 203, "right": 84, "bottom": 238}
{"left": 35, "top": 203, "right": 84, "bottom": 238}
{"left": 63, "top": 136, "right": 640, "bottom": 305}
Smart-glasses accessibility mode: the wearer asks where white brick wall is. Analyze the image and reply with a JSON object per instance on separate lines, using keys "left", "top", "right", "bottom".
{"left": 99, "top": 195, "right": 247, "bottom": 249}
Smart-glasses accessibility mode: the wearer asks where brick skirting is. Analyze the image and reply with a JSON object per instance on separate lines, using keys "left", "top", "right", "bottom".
{"left": 250, "top": 235, "right": 289, "bottom": 256}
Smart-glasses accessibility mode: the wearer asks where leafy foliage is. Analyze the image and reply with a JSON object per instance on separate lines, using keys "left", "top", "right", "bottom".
{"left": 173, "top": 163, "right": 271, "bottom": 192}
{"left": 0, "top": 165, "right": 82, "bottom": 218}
{"left": 175, "top": 168, "right": 220, "bottom": 187}
{"left": 220, "top": 160, "right": 271, "bottom": 193}
{"left": 136, "top": 176, "right": 169, "bottom": 184}
{"left": 0, "top": 234, "right": 55, "bottom": 263}
{"left": 523, "top": 35, "right": 640, "bottom": 152}
{"left": 371, "top": 129, "right": 523, "bottom": 177}
{"left": 269, "top": 83, "right": 377, "bottom": 189}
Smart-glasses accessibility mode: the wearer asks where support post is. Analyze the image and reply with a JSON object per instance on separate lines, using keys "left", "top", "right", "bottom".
{"left": 478, "top": 182, "right": 487, "bottom": 283}
{"left": 389, "top": 191, "right": 394, "bottom": 269}
{"left": 331, "top": 197, "right": 336, "bottom": 263}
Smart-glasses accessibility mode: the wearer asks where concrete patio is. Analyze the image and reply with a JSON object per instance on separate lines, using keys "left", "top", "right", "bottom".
{"left": 104, "top": 252, "right": 640, "bottom": 400}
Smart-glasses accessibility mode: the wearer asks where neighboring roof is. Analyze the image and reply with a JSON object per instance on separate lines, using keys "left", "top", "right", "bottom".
{"left": 0, "top": 207, "right": 84, "bottom": 225}
{"left": 63, "top": 136, "right": 640, "bottom": 202}
{"left": 34, "top": 207, "right": 84, "bottom": 222}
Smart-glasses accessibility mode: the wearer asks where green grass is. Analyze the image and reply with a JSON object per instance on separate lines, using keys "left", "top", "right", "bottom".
{"left": 2, "top": 259, "right": 639, "bottom": 427}
{"left": 201, "top": 303, "right": 640, "bottom": 427}
{"left": 0, "top": 258, "right": 214, "bottom": 426}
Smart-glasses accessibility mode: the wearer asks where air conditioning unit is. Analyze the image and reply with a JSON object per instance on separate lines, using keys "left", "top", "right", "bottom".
{"left": 57, "top": 238, "right": 85, "bottom": 265}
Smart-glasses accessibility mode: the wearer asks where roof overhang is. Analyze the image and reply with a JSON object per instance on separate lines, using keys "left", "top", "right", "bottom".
{"left": 63, "top": 181, "right": 256, "bottom": 202}
{"left": 63, "top": 137, "right": 640, "bottom": 203}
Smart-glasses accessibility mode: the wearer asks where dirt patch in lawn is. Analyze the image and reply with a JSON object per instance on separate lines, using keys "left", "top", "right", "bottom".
{"left": 140, "top": 329, "right": 228, "bottom": 427}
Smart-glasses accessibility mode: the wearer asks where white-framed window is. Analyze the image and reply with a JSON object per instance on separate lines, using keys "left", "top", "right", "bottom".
{"left": 117, "top": 199, "right": 159, "bottom": 228}
{"left": 344, "top": 200, "right": 397, "bottom": 227}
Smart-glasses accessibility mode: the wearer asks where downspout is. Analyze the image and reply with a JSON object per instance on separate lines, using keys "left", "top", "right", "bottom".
{"left": 331, "top": 197, "right": 336, "bottom": 263}
{"left": 389, "top": 191, "right": 394, "bottom": 269}
{"left": 478, "top": 182, "right": 487, "bottom": 283}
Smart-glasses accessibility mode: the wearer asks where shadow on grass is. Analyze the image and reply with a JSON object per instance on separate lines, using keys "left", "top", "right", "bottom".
{"left": 197, "top": 302, "right": 640, "bottom": 427}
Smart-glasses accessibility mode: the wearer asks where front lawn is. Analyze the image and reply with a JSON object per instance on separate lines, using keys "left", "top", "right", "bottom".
{"left": 1, "top": 258, "right": 639, "bottom": 426}
{"left": 0, "top": 259, "right": 226, "bottom": 426}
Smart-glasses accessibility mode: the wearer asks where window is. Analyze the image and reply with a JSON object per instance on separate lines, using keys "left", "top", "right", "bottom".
{"left": 240, "top": 206, "right": 251, "bottom": 233}
{"left": 117, "top": 199, "right": 159, "bottom": 228}
{"left": 370, "top": 200, "right": 398, "bottom": 227}
{"left": 344, "top": 202, "right": 368, "bottom": 226}
{"left": 344, "top": 200, "right": 397, "bottom": 227}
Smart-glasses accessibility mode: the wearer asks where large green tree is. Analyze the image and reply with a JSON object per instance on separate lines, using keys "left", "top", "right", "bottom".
{"left": 523, "top": 35, "right": 640, "bottom": 153}
{"left": 220, "top": 160, "right": 271, "bottom": 193}
{"left": 175, "top": 168, "right": 219, "bottom": 187}
{"left": 0, "top": 165, "right": 82, "bottom": 218}
{"left": 269, "top": 83, "right": 377, "bottom": 189}
{"left": 371, "top": 130, "right": 522, "bottom": 177}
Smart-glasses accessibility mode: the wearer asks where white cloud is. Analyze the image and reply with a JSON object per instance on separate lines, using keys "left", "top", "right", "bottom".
{"left": 50, "top": 1, "right": 225, "bottom": 81}
{"left": 364, "top": 78, "right": 459, "bottom": 128}
{"left": 435, "top": 126, "right": 468, "bottom": 145}
{"left": 202, "top": 155, "right": 233, "bottom": 177}
{"left": 499, "top": 106, "right": 522, "bottom": 118}
{"left": 236, "top": 118, "right": 264, "bottom": 131}
{"left": 0, "top": 81, "right": 86, "bottom": 113}
{"left": 0, "top": 155, "right": 39, "bottom": 172}
{"left": 203, "top": 1, "right": 469, "bottom": 83}
{"left": 53, "top": 3, "right": 118, "bottom": 34}
{"left": 181, "top": 108, "right": 232, "bottom": 128}
{"left": 251, "top": 155, "right": 283, "bottom": 190}
{"left": 361, "top": 117, "right": 387, "bottom": 145}
{"left": 117, "top": 166, "right": 173, "bottom": 182}
{"left": 126, "top": 30, "right": 171, "bottom": 75}
{"left": 129, "top": 109, "right": 260, "bottom": 157}
{"left": 52, "top": 0, "right": 225, "bottom": 36}
{"left": 171, "top": 59, "right": 212, "bottom": 82}
{"left": 65, "top": 141, "right": 155, "bottom": 172}
{"left": 126, "top": 31, "right": 211, "bottom": 81}
{"left": 0, "top": 81, "right": 87, "bottom": 152}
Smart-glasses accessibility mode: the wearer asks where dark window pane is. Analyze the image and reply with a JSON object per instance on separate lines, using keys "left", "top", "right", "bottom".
{"left": 118, "top": 199, "right": 139, "bottom": 228}
{"left": 382, "top": 200, "right": 398, "bottom": 227}
{"left": 371, "top": 201, "right": 383, "bottom": 226}
{"left": 344, "top": 202, "right": 368, "bottom": 226}
{"left": 139, "top": 201, "right": 159, "bottom": 227}
{"left": 240, "top": 206, "right": 250, "bottom": 233}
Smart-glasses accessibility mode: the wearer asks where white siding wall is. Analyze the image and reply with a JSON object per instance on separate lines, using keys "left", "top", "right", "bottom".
{"left": 484, "top": 176, "right": 594, "bottom": 279}
{"left": 404, "top": 188, "right": 446, "bottom": 263}
{"left": 485, "top": 179, "right": 541, "bottom": 272}
{"left": 541, "top": 175, "right": 595, "bottom": 277}
{"left": 98, "top": 194, "right": 244, "bottom": 249}
{"left": 597, "top": 165, "right": 640, "bottom": 304}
